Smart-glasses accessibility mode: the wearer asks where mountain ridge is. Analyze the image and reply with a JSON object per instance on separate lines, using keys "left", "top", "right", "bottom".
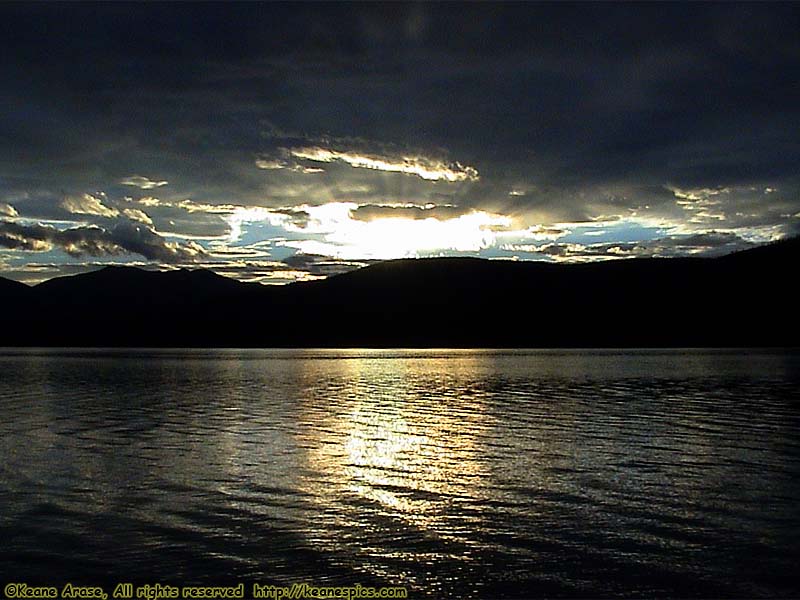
{"left": 1, "top": 239, "right": 797, "bottom": 347}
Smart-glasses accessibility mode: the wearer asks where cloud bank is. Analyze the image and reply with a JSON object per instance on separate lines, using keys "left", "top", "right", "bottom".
{"left": 0, "top": 220, "right": 204, "bottom": 262}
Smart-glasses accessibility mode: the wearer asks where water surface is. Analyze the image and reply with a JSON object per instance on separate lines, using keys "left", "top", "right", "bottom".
{"left": 1, "top": 349, "right": 799, "bottom": 598}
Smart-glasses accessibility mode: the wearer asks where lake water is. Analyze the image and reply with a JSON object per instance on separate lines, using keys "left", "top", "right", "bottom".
{"left": 1, "top": 349, "right": 799, "bottom": 598}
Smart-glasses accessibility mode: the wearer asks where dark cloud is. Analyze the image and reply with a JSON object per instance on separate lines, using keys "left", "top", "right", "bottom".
{"left": 266, "top": 208, "right": 312, "bottom": 229}
{"left": 349, "top": 204, "right": 471, "bottom": 222}
{"left": 0, "top": 220, "right": 204, "bottom": 262}
{"left": 4, "top": 4, "right": 796, "bottom": 194}
{"left": 516, "top": 231, "right": 756, "bottom": 261}
{"left": 282, "top": 253, "right": 372, "bottom": 276}
{"left": 0, "top": 3, "right": 798, "bottom": 281}
{"left": 2, "top": 191, "right": 232, "bottom": 241}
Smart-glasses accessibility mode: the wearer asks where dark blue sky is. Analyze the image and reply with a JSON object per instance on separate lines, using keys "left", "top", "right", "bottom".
{"left": 1, "top": 2, "right": 799, "bottom": 283}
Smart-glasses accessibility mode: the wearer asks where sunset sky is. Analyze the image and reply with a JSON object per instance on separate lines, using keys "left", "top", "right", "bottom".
{"left": 1, "top": 3, "right": 799, "bottom": 284}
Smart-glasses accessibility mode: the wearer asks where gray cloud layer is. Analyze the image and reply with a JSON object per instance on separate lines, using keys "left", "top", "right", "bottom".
{"left": 0, "top": 4, "right": 798, "bottom": 282}
{"left": 349, "top": 204, "right": 471, "bottom": 222}
{"left": 510, "top": 231, "right": 757, "bottom": 261}
{"left": 0, "top": 220, "right": 204, "bottom": 262}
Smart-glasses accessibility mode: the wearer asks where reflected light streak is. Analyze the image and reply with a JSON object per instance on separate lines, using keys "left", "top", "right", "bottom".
{"left": 298, "top": 356, "right": 494, "bottom": 541}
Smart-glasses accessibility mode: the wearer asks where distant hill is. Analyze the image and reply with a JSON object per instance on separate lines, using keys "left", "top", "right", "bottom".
{"left": 1, "top": 239, "right": 798, "bottom": 347}
{"left": 0, "top": 276, "right": 31, "bottom": 310}
{"left": 35, "top": 265, "right": 248, "bottom": 307}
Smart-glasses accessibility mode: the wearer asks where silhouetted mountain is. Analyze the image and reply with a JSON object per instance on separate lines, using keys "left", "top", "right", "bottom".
{"left": 718, "top": 235, "right": 800, "bottom": 266}
{"left": 0, "top": 276, "right": 31, "bottom": 313}
{"left": 0, "top": 276, "right": 30, "bottom": 294}
{"left": 35, "top": 265, "right": 248, "bottom": 307}
{"left": 1, "top": 239, "right": 798, "bottom": 347}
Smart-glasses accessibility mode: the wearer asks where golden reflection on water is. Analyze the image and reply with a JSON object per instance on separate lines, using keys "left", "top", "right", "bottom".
{"left": 298, "top": 355, "right": 495, "bottom": 544}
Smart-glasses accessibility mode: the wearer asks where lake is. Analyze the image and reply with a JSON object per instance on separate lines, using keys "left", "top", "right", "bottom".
{"left": 1, "top": 349, "right": 799, "bottom": 598}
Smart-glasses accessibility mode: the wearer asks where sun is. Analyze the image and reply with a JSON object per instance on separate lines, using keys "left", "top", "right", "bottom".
{"left": 278, "top": 202, "right": 513, "bottom": 260}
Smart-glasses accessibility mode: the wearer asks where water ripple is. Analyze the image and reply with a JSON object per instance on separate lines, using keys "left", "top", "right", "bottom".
{"left": 1, "top": 348, "right": 799, "bottom": 597}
